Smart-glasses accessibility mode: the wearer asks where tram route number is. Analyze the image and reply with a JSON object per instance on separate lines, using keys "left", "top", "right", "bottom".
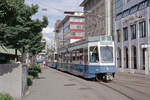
{"left": 100, "top": 36, "right": 112, "bottom": 41}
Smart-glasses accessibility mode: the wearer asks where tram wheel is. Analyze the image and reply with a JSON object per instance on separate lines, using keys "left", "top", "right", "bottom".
{"left": 96, "top": 74, "right": 103, "bottom": 81}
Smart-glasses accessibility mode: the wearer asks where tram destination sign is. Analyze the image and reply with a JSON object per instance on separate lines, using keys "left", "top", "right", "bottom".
{"left": 100, "top": 36, "right": 112, "bottom": 41}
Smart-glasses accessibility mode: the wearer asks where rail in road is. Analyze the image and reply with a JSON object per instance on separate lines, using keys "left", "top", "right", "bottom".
{"left": 52, "top": 68, "right": 150, "bottom": 100}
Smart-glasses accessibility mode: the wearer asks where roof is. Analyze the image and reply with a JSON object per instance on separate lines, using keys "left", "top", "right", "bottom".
{"left": 0, "top": 46, "right": 21, "bottom": 55}
{"left": 80, "top": 0, "right": 89, "bottom": 7}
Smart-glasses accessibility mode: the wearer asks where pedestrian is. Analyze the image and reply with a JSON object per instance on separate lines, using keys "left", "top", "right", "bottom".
{"left": 43, "top": 60, "right": 46, "bottom": 68}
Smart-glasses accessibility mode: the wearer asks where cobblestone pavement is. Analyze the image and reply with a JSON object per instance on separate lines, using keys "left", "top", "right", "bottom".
{"left": 21, "top": 68, "right": 150, "bottom": 100}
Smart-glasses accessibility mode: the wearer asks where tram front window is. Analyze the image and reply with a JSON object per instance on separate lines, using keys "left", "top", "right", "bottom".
{"left": 89, "top": 46, "right": 99, "bottom": 63}
{"left": 100, "top": 46, "right": 113, "bottom": 63}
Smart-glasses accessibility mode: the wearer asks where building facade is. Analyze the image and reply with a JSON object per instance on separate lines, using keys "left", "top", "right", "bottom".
{"left": 115, "top": 0, "right": 150, "bottom": 74}
{"left": 54, "top": 20, "right": 62, "bottom": 52}
{"left": 80, "top": 0, "right": 114, "bottom": 40}
{"left": 54, "top": 13, "right": 85, "bottom": 49}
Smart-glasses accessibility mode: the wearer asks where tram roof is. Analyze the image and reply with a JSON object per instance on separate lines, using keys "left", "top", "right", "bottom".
{"left": 58, "top": 36, "right": 114, "bottom": 53}
{"left": 58, "top": 39, "right": 99, "bottom": 53}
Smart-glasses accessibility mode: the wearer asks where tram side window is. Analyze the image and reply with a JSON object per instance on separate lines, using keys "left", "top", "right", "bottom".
{"left": 70, "top": 52, "right": 72, "bottom": 63}
{"left": 80, "top": 54, "right": 83, "bottom": 60}
{"left": 73, "top": 51, "right": 76, "bottom": 61}
{"left": 89, "top": 46, "right": 99, "bottom": 63}
{"left": 59, "top": 54, "right": 61, "bottom": 62}
{"left": 84, "top": 49, "right": 88, "bottom": 64}
{"left": 55, "top": 54, "right": 58, "bottom": 60}
{"left": 80, "top": 49, "right": 83, "bottom": 61}
{"left": 63, "top": 54, "right": 65, "bottom": 62}
{"left": 77, "top": 51, "right": 80, "bottom": 61}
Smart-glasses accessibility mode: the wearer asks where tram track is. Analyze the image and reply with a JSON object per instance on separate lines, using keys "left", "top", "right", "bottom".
{"left": 114, "top": 79, "right": 150, "bottom": 88}
{"left": 97, "top": 81, "right": 134, "bottom": 100}
{"left": 50, "top": 68, "right": 150, "bottom": 100}
{"left": 112, "top": 81, "right": 150, "bottom": 97}
{"left": 50, "top": 69, "right": 108, "bottom": 100}
{"left": 51, "top": 69, "right": 134, "bottom": 100}
{"left": 97, "top": 79, "right": 150, "bottom": 100}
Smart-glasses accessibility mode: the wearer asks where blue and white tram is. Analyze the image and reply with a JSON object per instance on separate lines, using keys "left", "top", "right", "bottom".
{"left": 57, "top": 37, "right": 115, "bottom": 81}
{"left": 49, "top": 52, "right": 58, "bottom": 69}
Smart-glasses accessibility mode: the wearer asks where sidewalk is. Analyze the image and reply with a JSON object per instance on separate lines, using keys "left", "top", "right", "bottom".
{"left": 21, "top": 68, "right": 99, "bottom": 100}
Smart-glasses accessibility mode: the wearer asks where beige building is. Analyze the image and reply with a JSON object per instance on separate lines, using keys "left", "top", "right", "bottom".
{"left": 54, "top": 20, "right": 62, "bottom": 52}
{"left": 80, "top": 0, "right": 115, "bottom": 40}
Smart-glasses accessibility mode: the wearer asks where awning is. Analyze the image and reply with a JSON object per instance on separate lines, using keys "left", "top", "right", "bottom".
{"left": 0, "top": 46, "right": 21, "bottom": 55}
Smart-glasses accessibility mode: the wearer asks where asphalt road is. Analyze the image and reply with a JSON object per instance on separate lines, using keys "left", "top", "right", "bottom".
{"left": 21, "top": 68, "right": 150, "bottom": 100}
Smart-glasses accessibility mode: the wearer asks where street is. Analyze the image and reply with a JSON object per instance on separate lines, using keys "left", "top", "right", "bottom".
{"left": 22, "top": 68, "right": 150, "bottom": 100}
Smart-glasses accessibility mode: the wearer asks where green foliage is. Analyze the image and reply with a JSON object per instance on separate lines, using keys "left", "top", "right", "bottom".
{"left": 0, "top": 0, "right": 48, "bottom": 57}
{"left": 28, "top": 63, "right": 41, "bottom": 73}
{"left": 34, "top": 64, "right": 41, "bottom": 73}
{"left": 28, "top": 33, "right": 46, "bottom": 55}
{"left": 28, "top": 70, "right": 38, "bottom": 77}
{"left": 28, "top": 66, "right": 33, "bottom": 71}
{"left": 0, "top": 93, "right": 13, "bottom": 100}
{"left": 27, "top": 75, "right": 33, "bottom": 86}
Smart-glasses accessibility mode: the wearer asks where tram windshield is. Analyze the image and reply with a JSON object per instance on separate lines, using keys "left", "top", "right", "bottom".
{"left": 89, "top": 46, "right": 99, "bottom": 63}
{"left": 100, "top": 46, "right": 113, "bottom": 63}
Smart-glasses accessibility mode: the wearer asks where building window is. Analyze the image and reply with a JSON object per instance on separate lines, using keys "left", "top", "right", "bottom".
{"left": 117, "top": 30, "right": 121, "bottom": 42}
{"left": 139, "top": 1, "right": 148, "bottom": 10}
{"left": 148, "top": 0, "right": 150, "bottom": 7}
{"left": 139, "top": 21, "right": 146, "bottom": 38}
{"left": 116, "top": 13, "right": 123, "bottom": 20}
{"left": 70, "top": 25, "right": 84, "bottom": 29}
{"left": 130, "top": 5, "right": 138, "bottom": 14}
{"left": 122, "top": 10, "right": 130, "bottom": 18}
{"left": 116, "top": 0, "right": 123, "bottom": 14}
{"left": 131, "top": 24, "right": 136, "bottom": 39}
{"left": 123, "top": 27, "right": 128, "bottom": 41}
{"left": 127, "top": 0, "right": 132, "bottom": 2}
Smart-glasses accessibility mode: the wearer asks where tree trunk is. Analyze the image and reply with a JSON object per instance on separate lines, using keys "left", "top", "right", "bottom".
{"left": 15, "top": 49, "right": 18, "bottom": 61}
{"left": 32, "top": 55, "right": 37, "bottom": 67}
{"left": 22, "top": 47, "right": 26, "bottom": 63}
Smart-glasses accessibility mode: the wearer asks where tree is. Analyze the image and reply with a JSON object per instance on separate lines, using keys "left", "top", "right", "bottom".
{"left": 26, "top": 16, "right": 48, "bottom": 55}
{"left": 28, "top": 33, "right": 46, "bottom": 55}
{"left": 0, "top": 0, "right": 48, "bottom": 61}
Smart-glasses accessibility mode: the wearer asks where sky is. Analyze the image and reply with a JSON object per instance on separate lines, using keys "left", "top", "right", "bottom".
{"left": 25, "top": 0, "right": 83, "bottom": 45}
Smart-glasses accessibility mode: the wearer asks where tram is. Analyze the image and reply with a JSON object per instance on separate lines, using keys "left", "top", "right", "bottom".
{"left": 51, "top": 36, "right": 115, "bottom": 81}
{"left": 49, "top": 51, "right": 58, "bottom": 69}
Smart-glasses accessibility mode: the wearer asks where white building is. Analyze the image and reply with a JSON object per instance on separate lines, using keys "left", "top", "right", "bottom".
{"left": 115, "top": 0, "right": 150, "bottom": 74}
{"left": 54, "top": 12, "right": 85, "bottom": 50}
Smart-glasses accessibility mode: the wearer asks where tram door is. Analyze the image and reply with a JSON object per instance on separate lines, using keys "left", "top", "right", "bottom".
{"left": 83, "top": 48, "right": 88, "bottom": 65}
{"left": 83, "top": 48, "right": 88, "bottom": 73}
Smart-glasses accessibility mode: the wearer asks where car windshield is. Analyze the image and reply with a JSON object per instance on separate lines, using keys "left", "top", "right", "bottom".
{"left": 100, "top": 46, "right": 113, "bottom": 63}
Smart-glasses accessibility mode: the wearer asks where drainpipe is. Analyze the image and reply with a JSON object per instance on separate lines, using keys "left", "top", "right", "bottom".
{"left": 147, "top": 6, "right": 150, "bottom": 74}
{"left": 105, "top": 0, "right": 111, "bottom": 36}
